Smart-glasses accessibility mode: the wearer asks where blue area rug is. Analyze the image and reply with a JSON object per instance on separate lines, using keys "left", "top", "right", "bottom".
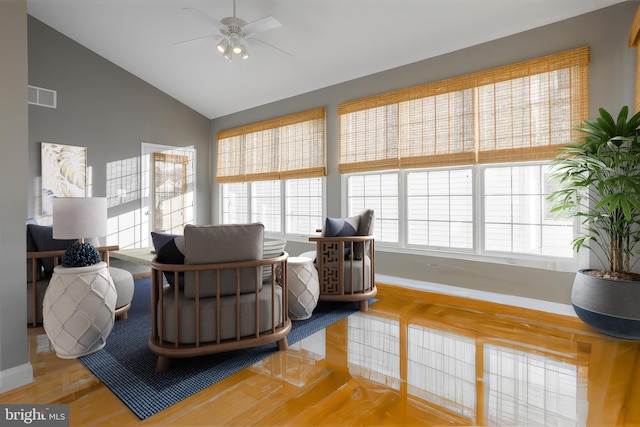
{"left": 79, "top": 278, "right": 366, "bottom": 420}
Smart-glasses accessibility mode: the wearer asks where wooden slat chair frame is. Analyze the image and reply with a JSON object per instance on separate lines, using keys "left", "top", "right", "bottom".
{"left": 149, "top": 252, "right": 291, "bottom": 372}
{"left": 309, "top": 234, "right": 376, "bottom": 311}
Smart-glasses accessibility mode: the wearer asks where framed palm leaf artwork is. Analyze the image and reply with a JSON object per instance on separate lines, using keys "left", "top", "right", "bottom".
{"left": 41, "top": 142, "right": 87, "bottom": 215}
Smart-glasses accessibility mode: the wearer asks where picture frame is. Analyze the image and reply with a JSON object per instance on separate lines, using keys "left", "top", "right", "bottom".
{"left": 41, "top": 142, "right": 87, "bottom": 215}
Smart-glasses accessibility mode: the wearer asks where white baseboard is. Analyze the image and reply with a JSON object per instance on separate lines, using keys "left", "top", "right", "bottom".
{"left": 376, "top": 274, "right": 576, "bottom": 317}
{"left": 0, "top": 363, "right": 33, "bottom": 394}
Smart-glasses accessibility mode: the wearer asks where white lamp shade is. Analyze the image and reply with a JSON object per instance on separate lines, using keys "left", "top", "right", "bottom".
{"left": 52, "top": 197, "right": 108, "bottom": 240}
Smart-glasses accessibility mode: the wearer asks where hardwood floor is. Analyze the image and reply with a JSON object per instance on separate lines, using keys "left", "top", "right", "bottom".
{"left": 3, "top": 283, "right": 640, "bottom": 426}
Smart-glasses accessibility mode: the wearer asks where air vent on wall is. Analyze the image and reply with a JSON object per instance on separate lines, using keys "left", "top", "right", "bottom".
{"left": 28, "top": 85, "right": 57, "bottom": 108}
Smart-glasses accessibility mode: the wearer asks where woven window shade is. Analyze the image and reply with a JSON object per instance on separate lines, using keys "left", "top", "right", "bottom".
{"left": 476, "top": 48, "right": 589, "bottom": 163}
{"left": 217, "top": 107, "right": 326, "bottom": 183}
{"left": 338, "top": 47, "right": 589, "bottom": 173}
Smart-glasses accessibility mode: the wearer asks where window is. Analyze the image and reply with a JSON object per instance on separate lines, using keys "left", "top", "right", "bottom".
{"left": 484, "top": 164, "right": 573, "bottom": 257}
{"left": 340, "top": 48, "right": 588, "bottom": 262}
{"left": 286, "top": 178, "right": 323, "bottom": 235}
{"left": 407, "top": 168, "right": 473, "bottom": 249}
{"left": 251, "top": 180, "right": 281, "bottom": 233}
{"left": 217, "top": 108, "right": 326, "bottom": 236}
{"left": 152, "top": 152, "right": 191, "bottom": 235}
{"left": 221, "top": 177, "right": 323, "bottom": 236}
{"left": 221, "top": 182, "right": 248, "bottom": 224}
{"left": 347, "top": 172, "right": 399, "bottom": 243}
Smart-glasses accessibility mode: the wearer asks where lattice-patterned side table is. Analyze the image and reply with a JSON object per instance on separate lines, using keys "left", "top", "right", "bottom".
{"left": 287, "top": 256, "right": 320, "bottom": 320}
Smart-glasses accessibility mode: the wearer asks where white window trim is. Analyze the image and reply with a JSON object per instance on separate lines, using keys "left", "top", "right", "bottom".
{"left": 218, "top": 177, "right": 326, "bottom": 243}
{"left": 342, "top": 166, "right": 582, "bottom": 273}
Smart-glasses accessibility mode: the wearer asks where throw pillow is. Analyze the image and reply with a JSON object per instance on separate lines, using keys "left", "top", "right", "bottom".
{"left": 151, "top": 231, "right": 180, "bottom": 253}
{"left": 156, "top": 236, "right": 185, "bottom": 288}
{"left": 354, "top": 209, "right": 375, "bottom": 260}
{"left": 27, "top": 224, "right": 76, "bottom": 276}
{"left": 262, "top": 239, "right": 287, "bottom": 282}
{"left": 323, "top": 214, "right": 360, "bottom": 258}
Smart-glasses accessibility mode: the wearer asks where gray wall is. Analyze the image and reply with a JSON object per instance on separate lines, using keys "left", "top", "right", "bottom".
{"left": 211, "top": 2, "right": 638, "bottom": 305}
{"left": 27, "top": 16, "right": 212, "bottom": 228}
{"left": 0, "top": 14, "right": 212, "bottom": 392}
{"left": 0, "top": 0, "right": 31, "bottom": 392}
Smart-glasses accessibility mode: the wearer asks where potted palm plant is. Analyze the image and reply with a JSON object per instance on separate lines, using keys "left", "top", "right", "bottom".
{"left": 548, "top": 106, "right": 640, "bottom": 339}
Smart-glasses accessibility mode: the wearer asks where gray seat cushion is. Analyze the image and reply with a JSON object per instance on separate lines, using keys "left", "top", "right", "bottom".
{"left": 159, "top": 283, "right": 284, "bottom": 344}
{"left": 342, "top": 255, "right": 372, "bottom": 293}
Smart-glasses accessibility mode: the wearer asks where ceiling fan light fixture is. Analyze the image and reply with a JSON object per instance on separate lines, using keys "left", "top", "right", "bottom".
{"left": 240, "top": 44, "right": 249, "bottom": 59}
{"left": 223, "top": 44, "right": 233, "bottom": 61}
{"left": 216, "top": 38, "right": 229, "bottom": 53}
{"left": 231, "top": 37, "right": 243, "bottom": 55}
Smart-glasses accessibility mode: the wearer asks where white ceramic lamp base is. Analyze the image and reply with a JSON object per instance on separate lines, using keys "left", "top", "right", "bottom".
{"left": 43, "top": 262, "right": 117, "bottom": 358}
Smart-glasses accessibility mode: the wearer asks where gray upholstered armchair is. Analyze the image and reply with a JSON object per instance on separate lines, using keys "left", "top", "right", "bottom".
{"left": 302, "top": 209, "right": 376, "bottom": 311}
{"left": 149, "top": 223, "right": 291, "bottom": 372}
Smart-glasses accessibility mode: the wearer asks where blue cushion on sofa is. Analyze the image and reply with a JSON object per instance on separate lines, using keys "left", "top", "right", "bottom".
{"left": 27, "top": 224, "right": 77, "bottom": 276}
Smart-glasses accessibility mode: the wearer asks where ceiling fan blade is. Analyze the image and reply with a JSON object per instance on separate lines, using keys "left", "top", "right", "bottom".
{"left": 242, "top": 16, "right": 281, "bottom": 35}
{"left": 172, "top": 34, "right": 221, "bottom": 46}
{"left": 248, "top": 37, "right": 292, "bottom": 56}
{"left": 182, "top": 7, "right": 225, "bottom": 30}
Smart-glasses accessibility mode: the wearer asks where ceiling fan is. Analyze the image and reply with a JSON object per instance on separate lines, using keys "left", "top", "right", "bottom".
{"left": 177, "top": 0, "right": 291, "bottom": 62}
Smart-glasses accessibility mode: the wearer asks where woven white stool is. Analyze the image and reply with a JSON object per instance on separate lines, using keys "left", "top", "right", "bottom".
{"left": 287, "top": 256, "right": 319, "bottom": 320}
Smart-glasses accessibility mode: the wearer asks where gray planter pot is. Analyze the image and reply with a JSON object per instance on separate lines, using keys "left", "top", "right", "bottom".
{"left": 571, "top": 269, "right": 640, "bottom": 340}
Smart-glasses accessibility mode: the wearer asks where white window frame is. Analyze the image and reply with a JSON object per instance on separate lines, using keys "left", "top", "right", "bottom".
{"left": 219, "top": 177, "right": 326, "bottom": 241}
{"left": 343, "top": 164, "right": 581, "bottom": 272}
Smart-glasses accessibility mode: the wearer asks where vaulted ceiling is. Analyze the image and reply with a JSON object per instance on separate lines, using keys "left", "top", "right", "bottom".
{"left": 27, "top": 0, "right": 627, "bottom": 119}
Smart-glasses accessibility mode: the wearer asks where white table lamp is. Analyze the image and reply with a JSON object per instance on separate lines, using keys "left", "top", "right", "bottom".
{"left": 53, "top": 197, "right": 107, "bottom": 267}
{"left": 45, "top": 196, "right": 116, "bottom": 358}
{"left": 53, "top": 197, "right": 107, "bottom": 243}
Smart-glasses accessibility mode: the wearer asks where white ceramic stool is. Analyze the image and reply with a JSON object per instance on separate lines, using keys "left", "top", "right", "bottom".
{"left": 287, "top": 256, "right": 320, "bottom": 320}
{"left": 43, "top": 261, "right": 117, "bottom": 358}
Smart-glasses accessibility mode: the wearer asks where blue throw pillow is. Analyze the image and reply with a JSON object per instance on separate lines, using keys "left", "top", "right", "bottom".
{"left": 354, "top": 209, "right": 375, "bottom": 260}
{"left": 156, "top": 236, "right": 185, "bottom": 288}
{"left": 151, "top": 231, "right": 180, "bottom": 253}
{"left": 27, "top": 224, "right": 76, "bottom": 276}
{"left": 323, "top": 215, "right": 360, "bottom": 258}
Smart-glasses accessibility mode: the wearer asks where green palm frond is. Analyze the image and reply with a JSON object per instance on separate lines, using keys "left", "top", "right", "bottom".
{"left": 548, "top": 106, "right": 640, "bottom": 274}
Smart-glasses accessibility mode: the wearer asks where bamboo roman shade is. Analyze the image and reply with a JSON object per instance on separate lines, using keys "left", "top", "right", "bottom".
{"left": 338, "top": 47, "right": 589, "bottom": 173}
{"left": 217, "top": 107, "right": 326, "bottom": 183}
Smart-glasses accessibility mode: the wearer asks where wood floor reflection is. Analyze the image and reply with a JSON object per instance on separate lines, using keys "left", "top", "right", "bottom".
{"left": 3, "top": 283, "right": 640, "bottom": 426}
